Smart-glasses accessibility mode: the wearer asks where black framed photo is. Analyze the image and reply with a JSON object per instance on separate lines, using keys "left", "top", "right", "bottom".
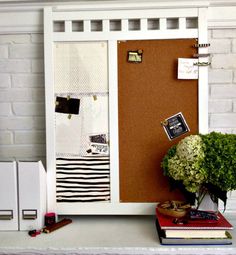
{"left": 162, "top": 112, "right": 190, "bottom": 140}
{"left": 127, "top": 50, "right": 143, "bottom": 63}
{"left": 55, "top": 96, "right": 80, "bottom": 115}
{"left": 89, "top": 134, "right": 107, "bottom": 144}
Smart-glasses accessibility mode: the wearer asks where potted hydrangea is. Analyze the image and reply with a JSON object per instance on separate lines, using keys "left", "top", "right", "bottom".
{"left": 162, "top": 132, "right": 236, "bottom": 210}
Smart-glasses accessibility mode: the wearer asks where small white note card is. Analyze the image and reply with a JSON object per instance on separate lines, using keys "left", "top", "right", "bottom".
{"left": 178, "top": 58, "right": 198, "bottom": 80}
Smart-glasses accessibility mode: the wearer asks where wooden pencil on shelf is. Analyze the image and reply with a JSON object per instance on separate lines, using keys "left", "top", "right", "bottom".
{"left": 43, "top": 218, "right": 72, "bottom": 233}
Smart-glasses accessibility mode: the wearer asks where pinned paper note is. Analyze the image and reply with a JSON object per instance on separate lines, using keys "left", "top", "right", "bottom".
{"left": 178, "top": 58, "right": 198, "bottom": 80}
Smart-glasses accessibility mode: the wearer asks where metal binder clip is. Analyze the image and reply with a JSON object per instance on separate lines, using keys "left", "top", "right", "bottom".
{"left": 193, "top": 53, "right": 211, "bottom": 58}
{"left": 193, "top": 62, "right": 211, "bottom": 66}
{"left": 194, "top": 43, "right": 210, "bottom": 48}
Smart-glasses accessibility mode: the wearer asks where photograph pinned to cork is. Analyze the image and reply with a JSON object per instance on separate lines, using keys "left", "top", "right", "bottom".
{"left": 161, "top": 112, "right": 190, "bottom": 140}
{"left": 127, "top": 50, "right": 143, "bottom": 63}
{"left": 178, "top": 58, "right": 198, "bottom": 80}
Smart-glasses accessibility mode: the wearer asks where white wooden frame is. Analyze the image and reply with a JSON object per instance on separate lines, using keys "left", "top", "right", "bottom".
{"left": 44, "top": 6, "right": 209, "bottom": 215}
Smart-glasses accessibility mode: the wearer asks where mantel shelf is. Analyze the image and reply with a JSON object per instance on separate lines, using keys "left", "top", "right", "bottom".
{"left": 0, "top": 213, "right": 236, "bottom": 255}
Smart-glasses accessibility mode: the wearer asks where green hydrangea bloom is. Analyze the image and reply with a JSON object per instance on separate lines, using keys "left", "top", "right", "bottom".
{"left": 164, "top": 135, "right": 207, "bottom": 193}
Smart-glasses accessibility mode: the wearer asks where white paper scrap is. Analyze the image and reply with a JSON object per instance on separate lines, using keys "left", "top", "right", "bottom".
{"left": 178, "top": 58, "right": 198, "bottom": 80}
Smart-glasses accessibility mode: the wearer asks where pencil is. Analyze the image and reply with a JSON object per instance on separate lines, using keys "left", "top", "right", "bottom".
{"left": 43, "top": 218, "right": 72, "bottom": 233}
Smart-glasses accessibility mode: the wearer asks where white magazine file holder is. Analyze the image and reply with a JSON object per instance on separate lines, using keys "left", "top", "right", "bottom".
{"left": 0, "top": 162, "right": 18, "bottom": 231}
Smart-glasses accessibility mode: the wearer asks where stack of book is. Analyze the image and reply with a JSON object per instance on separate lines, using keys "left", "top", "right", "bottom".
{"left": 156, "top": 208, "right": 233, "bottom": 245}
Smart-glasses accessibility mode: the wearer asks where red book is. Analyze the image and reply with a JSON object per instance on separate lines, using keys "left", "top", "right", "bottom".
{"left": 156, "top": 207, "right": 233, "bottom": 230}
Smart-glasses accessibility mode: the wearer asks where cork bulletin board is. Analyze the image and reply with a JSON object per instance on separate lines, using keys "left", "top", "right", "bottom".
{"left": 118, "top": 39, "right": 198, "bottom": 203}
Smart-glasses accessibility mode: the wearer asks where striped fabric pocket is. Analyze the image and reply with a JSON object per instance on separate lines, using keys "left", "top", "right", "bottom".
{"left": 56, "top": 157, "right": 110, "bottom": 203}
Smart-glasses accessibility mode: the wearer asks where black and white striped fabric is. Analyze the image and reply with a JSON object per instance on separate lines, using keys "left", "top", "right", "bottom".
{"left": 56, "top": 157, "right": 110, "bottom": 203}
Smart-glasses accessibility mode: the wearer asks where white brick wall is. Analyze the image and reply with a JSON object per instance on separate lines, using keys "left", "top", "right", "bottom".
{"left": 212, "top": 29, "right": 236, "bottom": 39}
{"left": 209, "top": 39, "right": 231, "bottom": 54}
{"left": 0, "top": 29, "right": 235, "bottom": 165}
{"left": 209, "top": 28, "right": 236, "bottom": 134}
{"left": 0, "top": 34, "right": 45, "bottom": 164}
{"left": 12, "top": 74, "right": 44, "bottom": 88}
{"left": 0, "top": 74, "right": 11, "bottom": 88}
{"left": 208, "top": 69, "right": 232, "bottom": 83}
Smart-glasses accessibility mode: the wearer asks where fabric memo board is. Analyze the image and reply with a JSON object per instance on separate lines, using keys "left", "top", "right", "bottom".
{"left": 118, "top": 39, "right": 198, "bottom": 202}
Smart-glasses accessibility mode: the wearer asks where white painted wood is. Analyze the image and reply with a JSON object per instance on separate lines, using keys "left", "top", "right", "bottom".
{"left": 209, "top": 20, "right": 236, "bottom": 28}
{"left": 159, "top": 18, "right": 167, "bottom": 30}
{"left": 53, "top": 1, "right": 209, "bottom": 11}
{"left": 65, "top": 20, "right": 72, "bottom": 33}
{"left": 0, "top": 0, "right": 232, "bottom": 14}
{"left": 208, "top": 6, "right": 236, "bottom": 28}
{"left": 0, "top": 0, "right": 211, "bottom": 10}
{"left": 121, "top": 19, "right": 128, "bottom": 32}
{"left": 53, "top": 30, "right": 198, "bottom": 41}
{"left": 0, "top": 10, "right": 43, "bottom": 34}
{"left": 141, "top": 18, "right": 148, "bottom": 31}
{"left": 1, "top": 2, "right": 236, "bottom": 34}
{"left": 57, "top": 202, "right": 157, "bottom": 215}
{"left": 1, "top": 213, "right": 236, "bottom": 254}
{"left": 44, "top": 7, "right": 57, "bottom": 213}
{"left": 198, "top": 8, "right": 209, "bottom": 135}
{"left": 108, "top": 40, "right": 120, "bottom": 204}
{"left": 45, "top": 6, "right": 209, "bottom": 215}
{"left": 83, "top": 20, "right": 91, "bottom": 32}
{"left": 0, "top": 4, "right": 236, "bottom": 34}
{"left": 103, "top": 19, "right": 109, "bottom": 32}
{"left": 52, "top": 8, "right": 198, "bottom": 21}
{"left": 179, "top": 17, "right": 186, "bottom": 30}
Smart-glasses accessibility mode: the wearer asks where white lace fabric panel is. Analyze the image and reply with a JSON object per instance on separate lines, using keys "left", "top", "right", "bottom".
{"left": 80, "top": 95, "right": 109, "bottom": 156}
{"left": 55, "top": 112, "right": 82, "bottom": 155}
{"left": 54, "top": 42, "right": 108, "bottom": 93}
